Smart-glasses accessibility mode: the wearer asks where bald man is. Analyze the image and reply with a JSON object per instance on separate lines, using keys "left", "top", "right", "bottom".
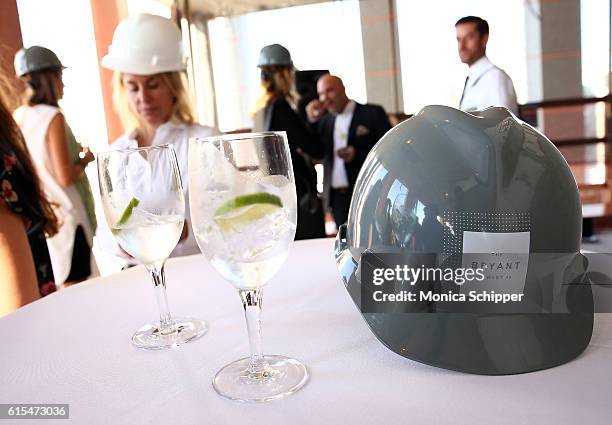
{"left": 306, "top": 75, "right": 391, "bottom": 227}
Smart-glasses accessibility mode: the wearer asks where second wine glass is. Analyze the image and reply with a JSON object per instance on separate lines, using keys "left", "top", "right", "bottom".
{"left": 189, "top": 132, "right": 308, "bottom": 402}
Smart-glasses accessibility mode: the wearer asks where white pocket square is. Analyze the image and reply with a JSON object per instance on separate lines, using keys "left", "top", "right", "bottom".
{"left": 355, "top": 125, "right": 370, "bottom": 137}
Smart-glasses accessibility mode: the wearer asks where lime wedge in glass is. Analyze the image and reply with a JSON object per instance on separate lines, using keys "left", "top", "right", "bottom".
{"left": 111, "top": 196, "right": 140, "bottom": 234}
{"left": 214, "top": 192, "right": 282, "bottom": 233}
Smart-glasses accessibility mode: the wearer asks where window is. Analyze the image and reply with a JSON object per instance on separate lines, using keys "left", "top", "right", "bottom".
{"left": 207, "top": 0, "right": 366, "bottom": 131}
{"left": 580, "top": 0, "right": 610, "bottom": 97}
{"left": 17, "top": 0, "right": 108, "bottom": 151}
{"left": 396, "top": 0, "right": 610, "bottom": 113}
{"left": 395, "top": 0, "right": 528, "bottom": 113}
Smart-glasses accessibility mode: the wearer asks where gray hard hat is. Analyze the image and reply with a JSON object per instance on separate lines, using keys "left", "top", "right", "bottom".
{"left": 14, "top": 46, "right": 65, "bottom": 77}
{"left": 335, "top": 105, "right": 593, "bottom": 375}
{"left": 257, "top": 44, "right": 293, "bottom": 67}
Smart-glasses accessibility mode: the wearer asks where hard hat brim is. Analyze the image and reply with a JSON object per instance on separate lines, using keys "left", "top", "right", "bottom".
{"left": 101, "top": 55, "right": 187, "bottom": 75}
{"left": 15, "top": 65, "right": 66, "bottom": 78}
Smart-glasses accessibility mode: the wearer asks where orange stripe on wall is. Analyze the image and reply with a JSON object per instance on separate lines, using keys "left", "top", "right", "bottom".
{"left": 526, "top": 50, "right": 581, "bottom": 61}
{"left": 542, "top": 105, "right": 587, "bottom": 114}
{"left": 366, "top": 68, "right": 400, "bottom": 78}
{"left": 539, "top": 0, "right": 570, "bottom": 5}
{"left": 90, "top": 0, "right": 127, "bottom": 144}
{"left": 361, "top": 14, "right": 393, "bottom": 26}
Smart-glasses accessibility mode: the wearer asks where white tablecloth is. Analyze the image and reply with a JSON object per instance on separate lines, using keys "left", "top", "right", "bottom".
{"left": 1, "top": 239, "right": 611, "bottom": 424}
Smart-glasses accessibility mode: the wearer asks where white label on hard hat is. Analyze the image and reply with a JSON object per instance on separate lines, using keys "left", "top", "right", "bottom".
{"left": 462, "top": 231, "right": 530, "bottom": 295}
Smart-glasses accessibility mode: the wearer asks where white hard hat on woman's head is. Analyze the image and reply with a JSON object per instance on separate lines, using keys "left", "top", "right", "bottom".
{"left": 101, "top": 13, "right": 186, "bottom": 75}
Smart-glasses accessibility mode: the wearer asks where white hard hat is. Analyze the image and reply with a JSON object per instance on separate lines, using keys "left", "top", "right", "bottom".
{"left": 101, "top": 14, "right": 187, "bottom": 75}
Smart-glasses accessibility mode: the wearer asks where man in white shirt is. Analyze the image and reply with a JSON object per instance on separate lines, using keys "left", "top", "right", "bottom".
{"left": 306, "top": 74, "right": 391, "bottom": 226}
{"left": 456, "top": 16, "right": 518, "bottom": 115}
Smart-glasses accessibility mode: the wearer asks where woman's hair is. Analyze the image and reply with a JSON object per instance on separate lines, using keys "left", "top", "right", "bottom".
{"left": 112, "top": 71, "right": 195, "bottom": 135}
{"left": 255, "top": 66, "right": 298, "bottom": 111}
{"left": 0, "top": 74, "right": 59, "bottom": 236}
{"left": 21, "top": 68, "right": 62, "bottom": 107}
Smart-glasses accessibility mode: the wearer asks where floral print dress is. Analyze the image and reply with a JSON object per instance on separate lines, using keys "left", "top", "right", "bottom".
{"left": 1, "top": 147, "right": 56, "bottom": 296}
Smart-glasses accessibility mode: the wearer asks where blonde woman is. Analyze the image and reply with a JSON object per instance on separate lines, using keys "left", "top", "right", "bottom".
{"left": 254, "top": 44, "right": 325, "bottom": 239}
{"left": 14, "top": 46, "right": 97, "bottom": 285}
{"left": 99, "top": 14, "right": 218, "bottom": 261}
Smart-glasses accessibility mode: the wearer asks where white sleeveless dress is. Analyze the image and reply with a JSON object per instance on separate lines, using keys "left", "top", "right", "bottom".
{"left": 15, "top": 104, "right": 96, "bottom": 284}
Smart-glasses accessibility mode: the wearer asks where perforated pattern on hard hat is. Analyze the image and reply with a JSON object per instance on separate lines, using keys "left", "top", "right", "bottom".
{"left": 440, "top": 212, "right": 531, "bottom": 255}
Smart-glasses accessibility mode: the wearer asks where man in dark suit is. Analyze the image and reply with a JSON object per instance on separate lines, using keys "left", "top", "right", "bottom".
{"left": 306, "top": 74, "right": 392, "bottom": 227}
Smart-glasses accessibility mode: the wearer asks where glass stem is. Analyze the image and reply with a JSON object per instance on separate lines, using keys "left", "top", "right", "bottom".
{"left": 148, "top": 262, "right": 172, "bottom": 328}
{"left": 240, "top": 288, "right": 268, "bottom": 374}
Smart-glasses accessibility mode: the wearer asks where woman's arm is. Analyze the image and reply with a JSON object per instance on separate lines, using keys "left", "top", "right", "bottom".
{"left": 0, "top": 201, "right": 40, "bottom": 316}
{"left": 47, "top": 113, "right": 91, "bottom": 188}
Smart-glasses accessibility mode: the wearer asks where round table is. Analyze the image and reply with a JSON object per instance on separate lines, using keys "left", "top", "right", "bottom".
{"left": 1, "top": 239, "right": 611, "bottom": 424}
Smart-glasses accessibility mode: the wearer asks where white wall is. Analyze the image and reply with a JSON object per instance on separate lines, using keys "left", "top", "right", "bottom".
{"left": 395, "top": 0, "right": 528, "bottom": 113}
{"left": 17, "top": 0, "right": 108, "bottom": 152}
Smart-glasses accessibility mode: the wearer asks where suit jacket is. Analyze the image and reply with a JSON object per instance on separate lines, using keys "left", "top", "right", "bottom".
{"left": 314, "top": 102, "right": 392, "bottom": 210}
{"left": 265, "top": 98, "right": 326, "bottom": 239}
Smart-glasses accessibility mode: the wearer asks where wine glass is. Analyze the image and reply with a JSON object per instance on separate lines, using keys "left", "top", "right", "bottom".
{"left": 189, "top": 132, "right": 308, "bottom": 402}
{"left": 97, "top": 144, "right": 206, "bottom": 350}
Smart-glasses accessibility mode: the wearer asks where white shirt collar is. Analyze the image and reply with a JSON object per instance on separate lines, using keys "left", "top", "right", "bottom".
{"left": 337, "top": 99, "right": 356, "bottom": 117}
{"left": 123, "top": 121, "right": 186, "bottom": 147}
{"left": 467, "top": 55, "right": 494, "bottom": 81}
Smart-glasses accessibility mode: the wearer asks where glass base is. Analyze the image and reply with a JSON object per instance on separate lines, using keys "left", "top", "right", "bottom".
{"left": 213, "top": 355, "right": 309, "bottom": 402}
{"left": 131, "top": 317, "right": 207, "bottom": 350}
